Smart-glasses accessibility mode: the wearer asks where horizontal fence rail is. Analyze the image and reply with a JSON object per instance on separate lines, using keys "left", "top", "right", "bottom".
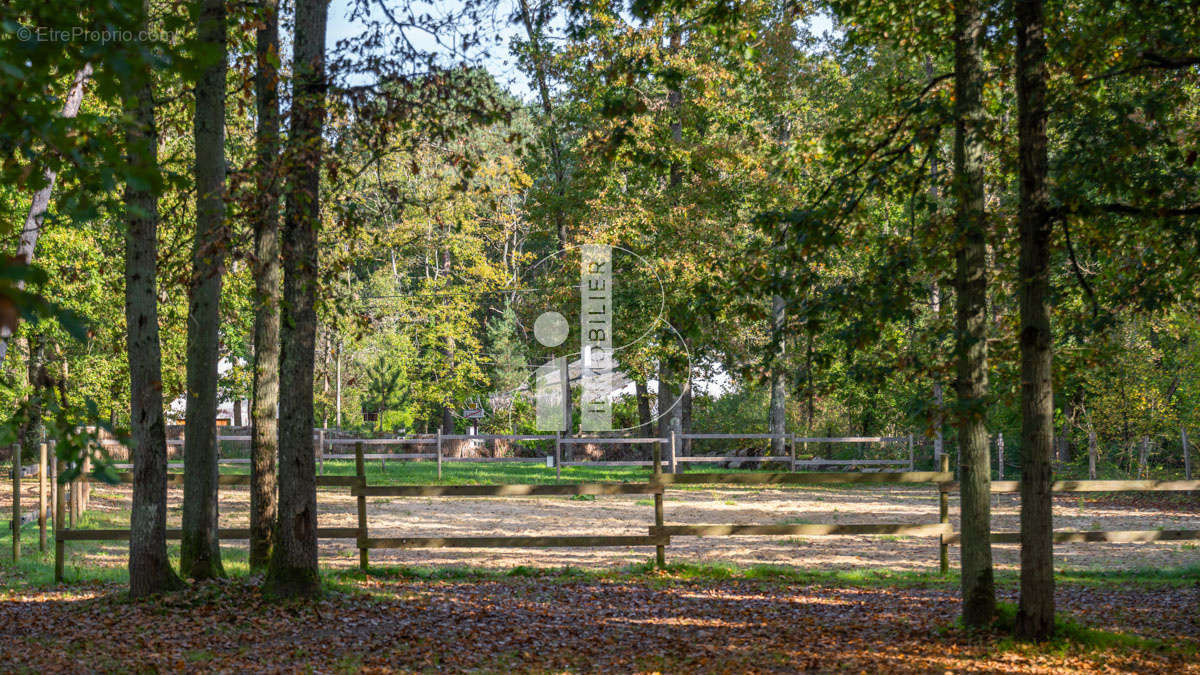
{"left": 939, "top": 479, "right": 1200, "bottom": 493}
{"left": 353, "top": 482, "right": 662, "bottom": 497}
{"left": 943, "top": 530, "right": 1200, "bottom": 544}
{"left": 652, "top": 523, "right": 952, "bottom": 537}
{"left": 44, "top": 438, "right": 1197, "bottom": 580}
{"left": 647, "top": 471, "right": 953, "bottom": 485}
{"left": 51, "top": 469, "right": 362, "bottom": 581}
{"left": 59, "top": 527, "right": 361, "bottom": 542}
{"left": 360, "top": 535, "right": 670, "bottom": 549}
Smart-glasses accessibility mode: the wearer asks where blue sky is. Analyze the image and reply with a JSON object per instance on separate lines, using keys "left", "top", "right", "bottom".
{"left": 324, "top": 0, "right": 534, "bottom": 98}
{"left": 323, "top": 1, "right": 834, "bottom": 103}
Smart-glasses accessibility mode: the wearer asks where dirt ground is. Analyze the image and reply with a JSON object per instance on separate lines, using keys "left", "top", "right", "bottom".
{"left": 15, "top": 479, "right": 1199, "bottom": 574}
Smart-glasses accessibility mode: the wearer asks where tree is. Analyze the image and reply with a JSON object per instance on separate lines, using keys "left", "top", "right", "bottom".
{"left": 264, "top": 0, "right": 327, "bottom": 598}
{"left": 250, "top": 0, "right": 282, "bottom": 572}
{"left": 952, "top": 0, "right": 995, "bottom": 628}
{"left": 124, "top": 0, "right": 184, "bottom": 599}
{"left": 181, "top": 0, "right": 229, "bottom": 580}
{"left": 0, "top": 64, "right": 92, "bottom": 365}
{"left": 1014, "top": 0, "right": 1055, "bottom": 641}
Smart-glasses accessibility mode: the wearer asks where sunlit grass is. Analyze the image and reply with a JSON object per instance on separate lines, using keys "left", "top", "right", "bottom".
{"left": 986, "top": 601, "right": 1197, "bottom": 656}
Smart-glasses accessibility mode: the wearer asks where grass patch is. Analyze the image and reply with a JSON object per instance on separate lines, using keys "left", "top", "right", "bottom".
{"left": 224, "top": 459, "right": 906, "bottom": 491}
{"left": 184, "top": 649, "right": 216, "bottom": 663}
{"left": 1052, "top": 563, "right": 1200, "bottom": 588}
{"left": 987, "top": 601, "right": 1195, "bottom": 657}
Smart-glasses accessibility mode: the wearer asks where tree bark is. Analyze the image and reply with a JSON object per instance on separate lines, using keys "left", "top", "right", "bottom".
{"left": 1138, "top": 436, "right": 1149, "bottom": 478}
{"left": 516, "top": 0, "right": 569, "bottom": 248}
{"left": 656, "top": 359, "right": 677, "bottom": 439}
{"left": 680, "top": 373, "right": 692, "bottom": 456}
{"left": 181, "top": 0, "right": 229, "bottom": 580}
{"left": 123, "top": 3, "right": 183, "bottom": 597}
{"left": 952, "top": 0, "right": 995, "bottom": 628}
{"left": 1014, "top": 0, "right": 1055, "bottom": 641}
{"left": 264, "top": 0, "right": 326, "bottom": 598}
{"left": 1088, "top": 428, "right": 1098, "bottom": 479}
{"left": 0, "top": 65, "right": 92, "bottom": 364}
{"left": 1183, "top": 427, "right": 1191, "bottom": 481}
{"left": 769, "top": 295, "right": 787, "bottom": 456}
{"left": 924, "top": 58, "right": 946, "bottom": 467}
{"left": 21, "top": 335, "right": 46, "bottom": 464}
{"left": 250, "top": 0, "right": 282, "bottom": 572}
{"left": 635, "top": 380, "right": 653, "bottom": 437}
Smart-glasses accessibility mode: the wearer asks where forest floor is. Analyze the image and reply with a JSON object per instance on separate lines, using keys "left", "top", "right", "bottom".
{"left": 0, "top": 567, "right": 1198, "bottom": 672}
{"left": 2, "top": 462, "right": 1199, "bottom": 671}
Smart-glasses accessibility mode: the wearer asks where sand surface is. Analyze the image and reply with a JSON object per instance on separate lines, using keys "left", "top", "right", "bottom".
{"left": 12, "top": 478, "right": 1196, "bottom": 573}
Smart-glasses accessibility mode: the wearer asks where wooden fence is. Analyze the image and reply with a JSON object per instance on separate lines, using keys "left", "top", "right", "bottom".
{"left": 104, "top": 430, "right": 917, "bottom": 478}
{"left": 36, "top": 445, "right": 1200, "bottom": 579}
{"left": 347, "top": 442, "right": 945, "bottom": 569}
{"left": 49, "top": 468, "right": 360, "bottom": 582}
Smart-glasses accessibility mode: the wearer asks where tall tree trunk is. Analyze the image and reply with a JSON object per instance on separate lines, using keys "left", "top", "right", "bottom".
{"left": 250, "top": 0, "right": 282, "bottom": 572}
{"left": 952, "top": 0, "right": 995, "bottom": 627}
{"left": 335, "top": 340, "right": 342, "bottom": 428}
{"left": 516, "top": 0, "right": 569, "bottom": 248}
{"left": 635, "top": 380, "right": 653, "bottom": 436}
{"left": 264, "top": 0, "right": 326, "bottom": 597}
{"left": 1088, "top": 428, "right": 1098, "bottom": 479}
{"left": 1183, "top": 427, "right": 1191, "bottom": 481}
{"left": 769, "top": 295, "right": 787, "bottom": 455}
{"left": 1014, "top": 0, "right": 1055, "bottom": 641}
{"left": 680, "top": 372, "right": 692, "bottom": 456}
{"left": 124, "top": 5, "right": 183, "bottom": 597}
{"left": 657, "top": 358, "right": 677, "bottom": 440}
{"left": 22, "top": 336, "right": 44, "bottom": 463}
{"left": 0, "top": 65, "right": 92, "bottom": 364}
{"left": 181, "top": 0, "right": 229, "bottom": 580}
{"left": 1138, "top": 436, "right": 1149, "bottom": 478}
{"left": 924, "top": 58, "right": 946, "bottom": 466}
{"left": 657, "top": 21, "right": 684, "bottom": 460}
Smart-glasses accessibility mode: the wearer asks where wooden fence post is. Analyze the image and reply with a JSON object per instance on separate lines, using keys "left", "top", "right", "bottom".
{"left": 12, "top": 441, "right": 20, "bottom": 561}
{"left": 791, "top": 433, "right": 798, "bottom": 472}
{"left": 54, "top": 457, "right": 64, "bottom": 583}
{"left": 908, "top": 433, "right": 915, "bottom": 472}
{"left": 651, "top": 435, "right": 665, "bottom": 569}
{"left": 939, "top": 453, "right": 949, "bottom": 575}
{"left": 436, "top": 430, "right": 443, "bottom": 480}
{"left": 39, "top": 442, "right": 47, "bottom": 552}
{"left": 554, "top": 432, "right": 562, "bottom": 480}
{"left": 355, "top": 441, "right": 368, "bottom": 572}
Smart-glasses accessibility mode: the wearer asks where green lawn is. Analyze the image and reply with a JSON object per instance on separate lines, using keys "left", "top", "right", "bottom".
{"left": 223, "top": 458, "right": 775, "bottom": 486}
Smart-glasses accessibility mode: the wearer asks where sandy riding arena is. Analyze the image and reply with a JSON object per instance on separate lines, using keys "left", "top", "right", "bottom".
{"left": 37, "top": 478, "right": 1200, "bottom": 574}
